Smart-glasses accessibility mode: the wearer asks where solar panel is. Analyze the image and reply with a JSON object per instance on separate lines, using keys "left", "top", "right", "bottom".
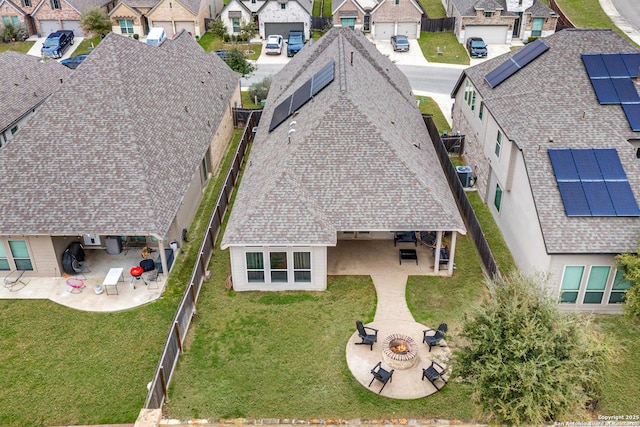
{"left": 621, "top": 53, "right": 640, "bottom": 77}
{"left": 582, "top": 54, "right": 609, "bottom": 78}
{"left": 612, "top": 78, "right": 640, "bottom": 103}
{"left": 549, "top": 149, "right": 579, "bottom": 181}
{"left": 268, "top": 95, "right": 293, "bottom": 132}
{"left": 622, "top": 104, "right": 640, "bottom": 131}
{"left": 591, "top": 78, "right": 619, "bottom": 104}
{"left": 583, "top": 181, "right": 615, "bottom": 215}
{"left": 602, "top": 53, "right": 629, "bottom": 77}
{"left": 558, "top": 182, "right": 591, "bottom": 216}
{"left": 290, "top": 79, "right": 313, "bottom": 113}
{"left": 571, "top": 149, "right": 602, "bottom": 181}
{"left": 311, "top": 60, "right": 335, "bottom": 96}
{"left": 511, "top": 38, "right": 549, "bottom": 68}
{"left": 594, "top": 149, "right": 626, "bottom": 181}
{"left": 606, "top": 181, "right": 640, "bottom": 216}
{"left": 484, "top": 40, "right": 549, "bottom": 88}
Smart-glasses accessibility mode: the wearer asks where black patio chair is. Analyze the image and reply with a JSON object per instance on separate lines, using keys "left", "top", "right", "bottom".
{"left": 422, "top": 360, "right": 448, "bottom": 391}
{"left": 369, "top": 362, "right": 394, "bottom": 393}
{"left": 423, "top": 323, "right": 447, "bottom": 352}
{"left": 355, "top": 320, "right": 378, "bottom": 351}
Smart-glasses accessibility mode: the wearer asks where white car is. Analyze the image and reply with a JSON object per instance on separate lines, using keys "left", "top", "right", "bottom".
{"left": 265, "top": 34, "right": 283, "bottom": 55}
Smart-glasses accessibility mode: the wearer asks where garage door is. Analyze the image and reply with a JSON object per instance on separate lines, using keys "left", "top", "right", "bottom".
{"left": 39, "top": 20, "right": 59, "bottom": 35}
{"left": 373, "top": 22, "right": 394, "bottom": 40}
{"left": 264, "top": 22, "right": 303, "bottom": 39}
{"left": 175, "top": 21, "right": 195, "bottom": 36}
{"left": 464, "top": 25, "right": 508, "bottom": 44}
{"left": 62, "top": 20, "right": 84, "bottom": 37}
{"left": 396, "top": 22, "right": 418, "bottom": 39}
{"left": 152, "top": 21, "right": 174, "bottom": 36}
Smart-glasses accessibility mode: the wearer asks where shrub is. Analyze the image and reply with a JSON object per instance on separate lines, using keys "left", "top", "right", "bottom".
{"left": 79, "top": 7, "right": 112, "bottom": 37}
{"left": 226, "top": 48, "right": 255, "bottom": 76}
{"left": 133, "top": 33, "right": 139, "bottom": 40}
{"left": 223, "top": 33, "right": 230, "bottom": 42}
{"left": 456, "top": 272, "right": 611, "bottom": 424}
{"left": 208, "top": 18, "right": 227, "bottom": 38}
{"left": 616, "top": 251, "right": 640, "bottom": 319}
{"left": 248, "top": 76, "right": 271, "bottom": 102}
{"left": 1, "top": 23, "right": 27, "bottom": 42}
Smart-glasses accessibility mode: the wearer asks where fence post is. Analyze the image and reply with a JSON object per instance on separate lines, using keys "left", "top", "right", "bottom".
{"left": 160, "top": 366, "right": 168, "bottom": 402}
{"left": 174, "top": 322, "right": 183, "bottom": 353}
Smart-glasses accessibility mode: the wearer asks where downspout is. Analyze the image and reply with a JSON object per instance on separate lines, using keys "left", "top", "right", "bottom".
{"left": 447, "top": 231, "right": 457, "bottom": 275}
{"left": 434, "top": 230, "right": 443, "bottom": 273}
{"left": 151, "top": 233, "right": 168, "bottom": 275}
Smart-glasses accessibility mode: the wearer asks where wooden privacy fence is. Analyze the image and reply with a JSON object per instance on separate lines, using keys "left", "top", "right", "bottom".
{"left": 421, "top": 16, "right": 455, "bottom": 33}
{"left": 422, "top": 114, "right": 501, "bottom": 281}
{"left": 144, "top": 110, "right": 261, "bottom": 410}
{"left": 312, "top": 16, "right": 333, "bottom": 31}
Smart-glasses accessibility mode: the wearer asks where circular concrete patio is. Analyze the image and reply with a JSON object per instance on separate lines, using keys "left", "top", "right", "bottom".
{"left": 346, "top": 320, "right": 451, "bottom": 399}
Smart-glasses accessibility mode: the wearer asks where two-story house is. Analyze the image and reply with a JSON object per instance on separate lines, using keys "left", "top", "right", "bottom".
{"left": 332, "top": 0, "right": 424, "bottom": 39}
{"left": 219, "top": 0, "right": 311, "bottom": 40}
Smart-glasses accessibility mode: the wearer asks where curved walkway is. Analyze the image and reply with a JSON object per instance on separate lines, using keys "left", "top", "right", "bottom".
{"left": 600, "top": 0, "right": 640, "bottom": 46}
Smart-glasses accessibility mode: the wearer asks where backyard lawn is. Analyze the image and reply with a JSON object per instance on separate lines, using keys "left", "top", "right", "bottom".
{"left": 416, "top": 95, "right": 451, "bottom": 134}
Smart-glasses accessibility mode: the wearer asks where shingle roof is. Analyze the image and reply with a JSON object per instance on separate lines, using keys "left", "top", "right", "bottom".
{"left": 0, "top": 52, "right": 72, "bottom": 133}
{"left": 458, "top": 29, "right": 640, "bottom": 254}
{"left": 222, "top": 27, "right": 466, "bottom": 248}
{"left": 121, "top": 0, "right": 159, "bottom": 10}
{"left": 65, "top": 0, "right": 113, "bottom": 12}
{"left": 0, "top": 32, "right": 239, "bottom": 237}
{"left": 526, "top": 0, "right": 555, "bottom": 17}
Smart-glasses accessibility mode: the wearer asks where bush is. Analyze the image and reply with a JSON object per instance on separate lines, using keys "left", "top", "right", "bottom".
{"left": 456, "top": 272, "right": 611, "bottom": 424}
{"left": 223, "top": 33, "right": 230, "bottom": 42}
{"left": 616, "top": 251, "right": 640, "bottom": 319}
{"left": 79, "top": 7, "right": 112, "bottom": 37}
{"left": 226, "top": 48, "right": 255, "bottom": 76}
{"left": 208, "top": 18, "right": 227, "bottom": 38}
{"left": 249, "top": 76, "right": 271, "bottom": 103}
{"left": 1, "top": 23, "right": 27, "bottom": 42}
{"left": 133, "top": 33, "right": 139, "bottom": 40}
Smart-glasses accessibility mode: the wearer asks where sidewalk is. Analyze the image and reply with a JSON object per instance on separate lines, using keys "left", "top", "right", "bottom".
{"left": 600, "top": 0, "right": 640, "bottom": 46}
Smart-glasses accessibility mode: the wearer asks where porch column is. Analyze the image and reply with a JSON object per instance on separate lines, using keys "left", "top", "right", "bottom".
{"left": 152, "top": 234, "right": 169, "bottom": 275}
{"left": 434, "top": 230, "right": 443, "bottom": 273}
{"left": 447, "top": 231, "right": 457, "bottom": 275}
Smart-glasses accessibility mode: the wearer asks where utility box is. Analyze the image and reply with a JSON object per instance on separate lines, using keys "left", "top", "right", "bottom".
{"left": 105, "top": 236, "right": 122, "bottom": 255}
{"left": 456, "top": 165, "right": 473, "bottom": 188}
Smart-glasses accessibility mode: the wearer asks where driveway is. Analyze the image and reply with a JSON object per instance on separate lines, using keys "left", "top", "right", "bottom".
{"left": 25, "top": 35, "right": 84, "bottom": 60}
{"left": 372, "top": 37, "right": 430, "bottom": 66}
{"left": 469, "top": 43, "right": 513, "bottom": 66}
{"left": 255, "top": 39, "right": 291, "bottom": 65}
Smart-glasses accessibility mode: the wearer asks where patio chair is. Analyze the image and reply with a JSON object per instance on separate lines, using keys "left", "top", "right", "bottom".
{"left": 140, "top": 259, "right": 159, "bottom": 289}
{"left": 4, "top": 270, "right": 27, "bottom": 291}
{"left": 369, "top": 362, "right": 394, "bottom": 393}
{"left": 423, "top": 323, "right": 447, "bottom": 352}
{"left": 355, "top": 320, "right": 378, "bottom": 351}
{"left": 422, "top": 360, "right": 447, "bottom": 391}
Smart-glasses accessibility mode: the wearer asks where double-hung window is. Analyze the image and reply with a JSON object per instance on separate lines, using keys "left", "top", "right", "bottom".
{"left": 51, "top": 0, "right": 61, "bottom": 9}
{"left": 495, "top": 131, "right": 502, "bottom": 157}
{"left": 583, "top": 266, "right": 609, "bottom": 304}
{"left": 270, "top": 252, "right": 288, "bottom": 282}
{"left": 293, "top": 252, "right": 311, "bottom": 282}
{"left": 232, "top": 18, "right": 240, "bottom": 33}
{"left": 609, "top": 269, "right": 631, "bottom": 303}
{"left": 9, "top": 240, "right": 33, "bottom": 271}
{"left": 560, "top": 266, "right": 584, "bottom": 303}
{"left": 494, "top": 183, "right": 503, "bottom": 211}
{"left": 246, "top": 252, "right": 265, "bottom": 282}
{"left": 531, "top": 18, "right": 544, "bottom": 37}
{"left": 0, "top": 243, "right": 9, "bottom": 271}
{"left": 120, "top": 19, "right": 134, "bottom": 34}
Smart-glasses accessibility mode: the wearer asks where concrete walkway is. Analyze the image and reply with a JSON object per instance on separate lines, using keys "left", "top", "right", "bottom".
{"left": 600, "top": 0, "right": 640, "bottom": 46}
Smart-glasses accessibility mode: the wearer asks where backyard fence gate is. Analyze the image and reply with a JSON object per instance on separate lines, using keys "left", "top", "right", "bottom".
{"left": 420, "top": 16, "right": 455, "bottom": 33}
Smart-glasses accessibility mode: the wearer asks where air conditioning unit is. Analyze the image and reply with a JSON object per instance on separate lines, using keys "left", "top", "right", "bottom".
{"left": 456, "top": 165, "right": 473, "bottom": 188}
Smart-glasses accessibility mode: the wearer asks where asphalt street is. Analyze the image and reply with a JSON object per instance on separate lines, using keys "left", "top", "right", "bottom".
{"left": 610, "top": 0, "right": 640, "bottom": 32}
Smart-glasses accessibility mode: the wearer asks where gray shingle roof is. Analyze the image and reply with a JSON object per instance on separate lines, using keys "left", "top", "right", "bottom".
{"left": 458, "top": 29, "right": 640, "bottom": 254}
{"left": 222, "top": 27, "right": 466, "bottom": 248}
{"left": 451, "top": 0, "right": 503, "bottom": 16}
{"left": 0, "top": 32, "right": 239, "bottom": 237}
{"left": 65, "top": 0, "right": 113, "bottom": 12}
{"left": 0, "top": 51, "right": 72, "bottom": 133}
{"left": 526, "top": 0, "right": 555, "bottom": 17}
{"left": 120, "top": 0, "right": 160, "bottom": 11}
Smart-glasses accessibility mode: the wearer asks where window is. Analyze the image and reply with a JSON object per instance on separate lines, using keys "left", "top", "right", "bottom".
{"left": 251, "top": 0, "right": 255, "bottom": 3}
{"left": 584, "top": 266, "right": 610, "bottom": 304}
{"left": 270, "top": 252, "right": 287, "bottom": 282}
{"left": 609, "top": 269, "right": 631, "bottom": 303}
{"left": 2, "top": 16, "right": 9, "bottom": 26}
{"left": 232, "top": 18, "right": 240, "bottom": 33}
{"left": 479, "top": 102, "right": 484, "bottom": 120}
{"left": 9, "top": 240, "right": 33, "bottom": 271}
{"left": 22, "top": 0, "right": 32, "bottom": 6}
{"left": 246, "top": 252, "right": 264, "bottom": 282}
{"left": 395, "top": 0, "right": 399, "bottom": 4}
{"left": 493, "top": 183, "right": 503, "bottom": 211}
{"left": 0, "top": 243, "right": 9, "bottom": 271}
{"left": 51, "top": 0, "right": 61, "bottom": 9}
{"left": 341, "top": 17, "right": 355, "bottom": 29}
{"left": 484, "top": 11, "right": 491, "bottom": 18}
{"left": 119, "top": 19, "right": 134, "bottom": 34}
{"left": 518, "top": 0, "right": 522, "bottom": 5}
{"left": 495, "top": 131, "right": 502, "bottom": 157}
{"left": 560, "top": 266, "right": 584, "bottom": 303}
{"left": 531, "top": 18, "right": 544, "bottom": 37}
{"left": 464, "top": 80, "right": 476, "bottom": 111}
{"left": 294, "top": 252, "right": 311, "bottom": 282}
{"left": 280, "top": 2, "right": 286, "bottom": 8}
{"left": 200, "top": 155, "right": 209, "bottom": 184}
{"left": 12, "top": 16, "right": 19, "bottom": 25}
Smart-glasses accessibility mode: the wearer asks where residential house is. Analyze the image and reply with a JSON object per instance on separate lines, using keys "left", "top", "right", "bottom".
{"left": 32, "top": 0, "right": 112, "bottom": 36}
{"left": 220, "top": 0, "right": 311, "bottom": 40}
{"left": 0, "top": 51, "right": 72, "bottom": 147}
{"left": 108, "top": 0, "right": 159, "bottom": 37}
{"left": 332, "top": 0, "right": 424, "bottom": 39}
{"left": 450, "top": 29, "right": 640, "bottom": 312}
{"left": 444, "top": 0, "right": 557, "bottom": 45}
{"left": 143, "top": 0, "right": 222, "bottom": 37}
{"left": 221, "top": 27, "right": 466, "bottom": 291}
{"left": 0, "top": 31, "right": 240, "bottom": 278}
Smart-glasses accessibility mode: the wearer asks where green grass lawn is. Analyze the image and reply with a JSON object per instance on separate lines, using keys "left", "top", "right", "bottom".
{"left": 0, "top": 40, "right": 34, "bottom": 53}
{"left": 72, "top": 36, "right": 102, "bottom": 56}
{"left": 241, "top": 91, "right": 262, "bottom": 108}
{"left": 0, "top": 129, "right": 245, "bottom": 427}
{"left": 418, "top": 32, "right": 469, "bottom": 65}
{"left": 198, "top": 32, "right": 261, "bottom": 60}
{"left": 416, "top": 95, "right": 451, "bottom": 134}
{"left": 420, "top": 0, "right": 446, "bottom": 18}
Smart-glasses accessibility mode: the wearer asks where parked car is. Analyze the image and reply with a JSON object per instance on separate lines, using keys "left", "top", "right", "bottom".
{"left": 265, "top": 34, "right": 283, "bottom": 55}
{"left": 466, "top": 37, "right": 487, "bottom": 58}
{"left": 41, "top": 30, "right": 74, "bottom": 59}
{"left": 215, "top": 49, "right": 229, "bottom": 61}
{"left": 390, "top": 35, "right": 410, "bottom": 52}
{"left": 60, "top": 54, "right": 88, "bottom": 69}
{"left": 286, "top": 30, "right": 305, "bottom": 57}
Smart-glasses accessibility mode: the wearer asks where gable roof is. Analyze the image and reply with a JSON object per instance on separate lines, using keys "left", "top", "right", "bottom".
{"left": 0, "top": 51, "right": 72, "bottom": 134}
{"left": 147, "top": 0, "right": 200, "bottom": 16}
{"left": 33, "top": 0, "right": 111, "bottom": 14}
{"left": 372, "top": 0, "right": 424, "bottom": 15}
{"left": 332, "top": 0, "right": 377, "bottom": 15}
{"left": 0, "top": 32, "right": 239, "bottom": 237}
{"left": 255, "top": 0, "right": 312, "bottom": 15}
{"left": 221, "top": 0, "right": 253, "bottom": 15}
{"left": 525, "top": 0, "right": 555, "bottom": 17}
{"left": 109, "top": 0, "right": 160, "bottom": 16}
{"left": 456, "top": 29, "right": 640, "bottom": 254}
{"left": 0, "top": 0, "right": 26, "bottom": 15}
{"left": 222, "top": 27, "right": 465, "bottom": 248}
{"left": 450, "top": 0, "right": 515, "bottom": 16}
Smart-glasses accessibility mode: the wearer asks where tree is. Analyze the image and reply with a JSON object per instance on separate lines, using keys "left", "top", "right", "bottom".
{"left": 238, "top": 19, "right": 257, "bottom": 53}
{"left": 80, "top": 7, "right": 112, "bottom": 37}
{"left": 248, "top": 76, "right": 271, "bottom": 104}
{"left": 456, "top": 272, "right": 610, "bottom": 425}
{"left": 208, "top": 18, "right": 227, "bottom": 38}
{"left": 616, "top": 250, "right": 640, "bottom": 318}
{"left": 226, "top": 48, "right": 255, "bottom": 76}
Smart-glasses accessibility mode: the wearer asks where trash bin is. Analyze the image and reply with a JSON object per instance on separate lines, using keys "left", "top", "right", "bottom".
{"left": 456, "top": 165, "right": 473, "bottom": 188}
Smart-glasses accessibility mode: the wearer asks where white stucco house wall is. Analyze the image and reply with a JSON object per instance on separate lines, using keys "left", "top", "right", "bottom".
{"left": 219, "top": 0, "right": 311, "bottom": 39}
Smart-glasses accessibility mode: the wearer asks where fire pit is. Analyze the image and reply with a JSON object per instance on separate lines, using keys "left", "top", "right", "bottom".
{"left": 382, "top": 334, "right": 418, "bottom": 369}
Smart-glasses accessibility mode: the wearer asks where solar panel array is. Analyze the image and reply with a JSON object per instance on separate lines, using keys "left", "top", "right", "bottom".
{"left": 484, "top": 39, "right": 550, "bottom": 88}
{"left": 268, "top": 60, "right": 335, "bottom": 132}
{"left": 581, "top": 53, "right": 640, "bottom": 131}
{"left": 548, "top": 148, "right": 640, "bottom": 217}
